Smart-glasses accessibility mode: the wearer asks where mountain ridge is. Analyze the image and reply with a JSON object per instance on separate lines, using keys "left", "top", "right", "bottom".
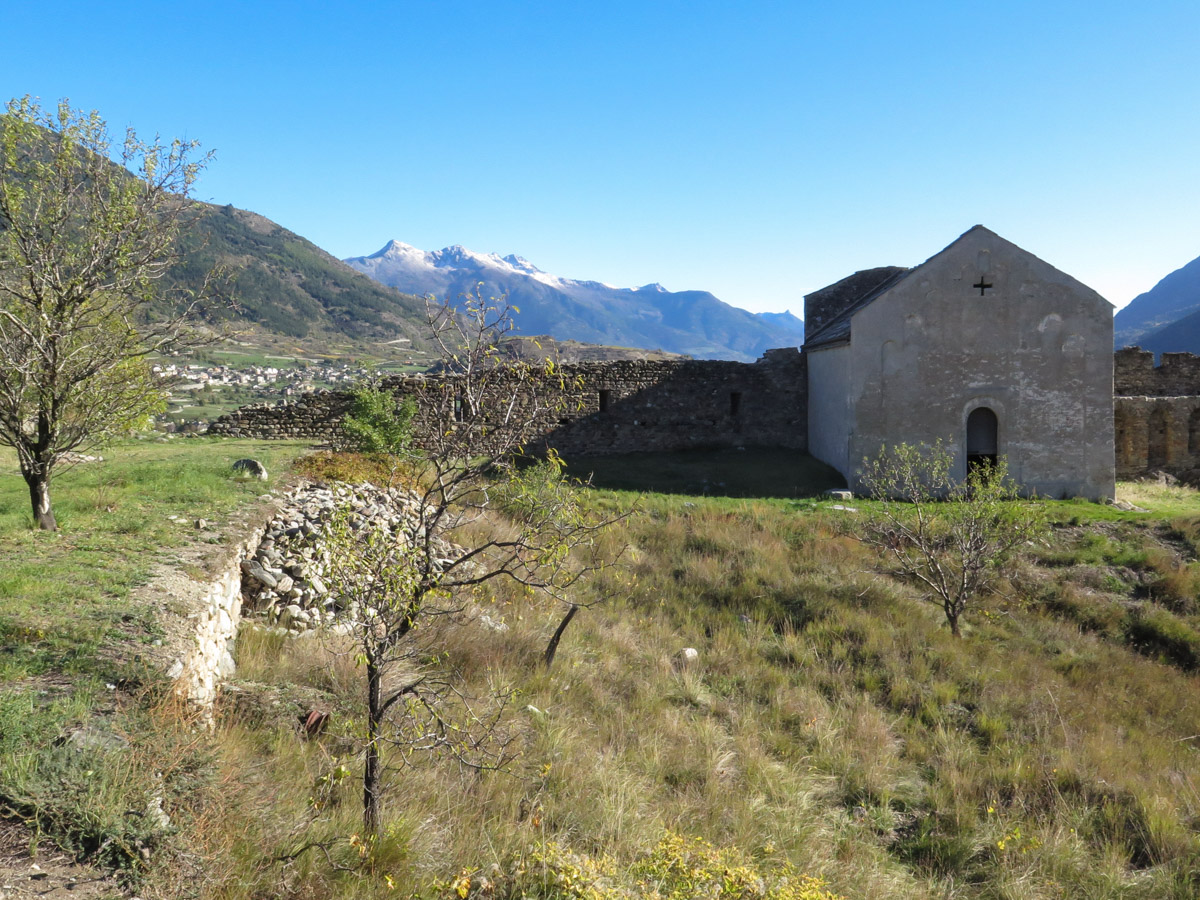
{"left": 1115, "top": 253, "right": 1200, "bottom": 351}
{"left": 345, "top": 240, "right": 805, "bottom": 361}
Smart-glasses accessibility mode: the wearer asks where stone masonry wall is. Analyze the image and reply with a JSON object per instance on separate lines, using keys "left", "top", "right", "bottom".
{"left": 1114, "top": 396, "right": 1200, "bottom": 479}
{"left": 1114, "top": 348, "right": 1200, "bottom": 479}
{"left": 158, "top": 501, "right": 281, "bottom": 722}
{"left": 175, "top": 529, "right": 260, "bottom": 715}
{"left": 208, "top": 350, "right": 809, "bottom": 455}
{"left": 1115, "top": 347, "right": 1200, "bottom": 396}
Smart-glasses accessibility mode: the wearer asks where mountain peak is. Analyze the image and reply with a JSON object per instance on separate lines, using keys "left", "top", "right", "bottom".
{"left": 503, "top": 253, "right": 543, "bottom": 275}
{"left": 639, "top": 282, "right": 668, "bottom": 293}
{"left": 435, "top": 244, "right": 510, "bottom": 269}
{"left": 370, "top": 239, "right": 420, "bottom": 259}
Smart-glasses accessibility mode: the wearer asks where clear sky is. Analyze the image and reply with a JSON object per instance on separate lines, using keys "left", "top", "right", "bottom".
{"left": 5, "top": 0, "right": 1200, "bottom": 315}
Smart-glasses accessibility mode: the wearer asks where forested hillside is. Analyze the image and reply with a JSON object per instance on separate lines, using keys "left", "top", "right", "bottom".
{"left": 164, "top": 204, "right": 434, "bottom": 349}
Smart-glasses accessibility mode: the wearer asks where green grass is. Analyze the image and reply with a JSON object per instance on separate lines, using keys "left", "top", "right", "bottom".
{"left": 0, "top": 437, "right": 310, "bottom": 681}
{"left": 8, "top": 442, "right": 1200, "bottom": 899}
{"left": 188, "top": 469, "right": 1200, "bottom": 899}
{"left": 165, "top": 383, "right": 279, "bottom": 422}
{"left": 0, "top": 436, "right": 311, "bottom": 887}
{"left": 197, "top": 346, "right": 316, "bottom": 367}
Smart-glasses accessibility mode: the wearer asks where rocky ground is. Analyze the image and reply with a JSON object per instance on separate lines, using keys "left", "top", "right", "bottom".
{"left": 0, "top": 820, "right": 124, "bottom": 899}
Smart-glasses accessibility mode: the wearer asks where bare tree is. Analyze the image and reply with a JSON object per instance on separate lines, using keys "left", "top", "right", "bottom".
{"left": 0, "top": 97, "right": 220, "bottom": 529}
{"left": 326, "top": 288, "right": 627, "bottom": 835}
{"left": 858, "top": 441, "right": 1046, "bottom": 636}
{"left": 320, "top": 507, "right": 517, "bottom": 838}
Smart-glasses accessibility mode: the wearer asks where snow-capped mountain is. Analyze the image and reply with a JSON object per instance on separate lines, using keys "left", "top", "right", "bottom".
{"left": 344, "top": 240, "right": 804, "bottom": 361}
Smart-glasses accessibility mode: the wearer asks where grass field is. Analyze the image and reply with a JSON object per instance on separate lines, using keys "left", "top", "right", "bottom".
{"left": 0, "top": 438, "right": 311, "bottom": 882}
{"left": 4, "top": 442, "right": 1200, "bottom": 898}
{"left": 211, "top": 463, "right": 1200, "bottom": 899}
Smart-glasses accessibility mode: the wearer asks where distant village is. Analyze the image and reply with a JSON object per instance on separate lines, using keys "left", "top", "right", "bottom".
{"left": 152, "top": 360, "right": 380, "bottom": 431}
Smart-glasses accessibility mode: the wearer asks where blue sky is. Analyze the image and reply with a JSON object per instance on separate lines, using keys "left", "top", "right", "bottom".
{"left": 5, "top": 0, "right": 1200, "bottom": 315}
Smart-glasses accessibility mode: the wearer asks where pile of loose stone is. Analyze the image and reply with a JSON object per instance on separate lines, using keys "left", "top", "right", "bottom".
{"left": 240, "top": 480, "right": 463, "bottom": 632}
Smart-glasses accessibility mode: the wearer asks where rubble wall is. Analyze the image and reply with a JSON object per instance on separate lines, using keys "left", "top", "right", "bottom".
{"left": 1114, "top": 395, "right": 1200, "bottom": 480}
{"left": 208, "top": 351, "right": 809, "bottom": 454}
{"left": 207, "top": 346, "right": 1200, "bottom": 481}
{"left": 175, "top": 530, "right": 260, "bottom": 713}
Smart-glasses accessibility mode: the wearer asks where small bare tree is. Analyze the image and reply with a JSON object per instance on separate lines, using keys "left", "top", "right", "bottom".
{"left": 858, "top": 441, "right": 1046, "bottom": 636}
{"left": 320, "top": 508, "right": 516, "bottom": 838}
{"left": 326, "top": 288, "right": 626, "bottom": 835}
{"left": 0, "top": 97, "right": 220, "bottom": 529}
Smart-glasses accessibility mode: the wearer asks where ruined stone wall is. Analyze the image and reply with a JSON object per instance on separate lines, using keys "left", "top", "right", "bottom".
{"left": 208, "top": 344, "right": 1200, "bottom": 482}
{"left": 208, "top": 390, "right": 352, "bottom": 442}
{"left": 1114, "top": 396, "right": 1200, "bottom": 480}
{"left": 1113, "top": 349, "right": 1200, "bottom": 479}
{"left": 1115, "top": 348, "right": 1200, "bottom": 396}
{"left": 207, "top": 350, "right": 809, "bottom": 455}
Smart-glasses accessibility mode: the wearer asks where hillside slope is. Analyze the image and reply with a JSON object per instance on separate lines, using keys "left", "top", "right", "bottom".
{"left": 345, "top": 240, "right": 806, "bottom": 361}
{"left": 165, "top": 205, "right": 435, "bottom": 350}
{"left": 1137, "top": 304, "right": 1200, "bottom": 358}
{"left": 1115, "top": 253, "right": 1200, "bottom": 350}
{"left": 233, "top": 475, "right": 1200, "bottom": 899}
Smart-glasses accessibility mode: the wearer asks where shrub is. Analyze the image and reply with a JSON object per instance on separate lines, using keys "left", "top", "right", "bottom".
{"left": 338, "top": 383, "right": 416, "bottom": 456}
{"left": 859, "top": 442, "right": 1047, "bottom": 636}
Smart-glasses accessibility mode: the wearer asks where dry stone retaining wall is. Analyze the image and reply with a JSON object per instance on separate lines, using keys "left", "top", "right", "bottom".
{"left": 165, "top": 508, "right": 279, "bottom": 720}
{"left": 175, "top": 529, "right": 260, "bottom": 713}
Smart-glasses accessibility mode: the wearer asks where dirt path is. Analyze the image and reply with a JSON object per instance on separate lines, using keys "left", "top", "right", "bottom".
{"left": 0, "top": 821, "right": 126, "bottom": 899}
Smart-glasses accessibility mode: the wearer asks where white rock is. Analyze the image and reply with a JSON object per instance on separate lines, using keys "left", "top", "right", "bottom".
{"left": 673, "top": 647, "right": 700, "bottom": 670}
{"left": 479, "top": 614, "right": 509, "bottom": 633}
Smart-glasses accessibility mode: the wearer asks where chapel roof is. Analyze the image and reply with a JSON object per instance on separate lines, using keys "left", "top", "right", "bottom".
{"left": 801, "top": 265, "right": 909, "bottom": 349}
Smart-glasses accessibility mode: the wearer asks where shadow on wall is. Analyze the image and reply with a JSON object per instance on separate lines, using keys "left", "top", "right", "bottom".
{"left": 529, "top": 352, "right": 808, "bottom": 459}
{"left": 1115, "top": 398, "right": 1200, "bottom": 480}
{"left": 206, "top": 351, "right": 810, "bottom": 463}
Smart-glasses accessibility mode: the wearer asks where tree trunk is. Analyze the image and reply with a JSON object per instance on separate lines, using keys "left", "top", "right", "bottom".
{"left": 544, "top": 604, "right": 579, "bottom": 669}
{"left": 364, "top": 656, "right": 382, "bottom": 836}
{"left": 23, "top": 469, "right": 56, "bottom": 531}
{"left": 947, "top": 611, "right": 961, "bottom": 637}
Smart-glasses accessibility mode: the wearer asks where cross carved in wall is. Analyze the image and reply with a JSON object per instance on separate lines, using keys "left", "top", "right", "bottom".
{"left": 972, "top": 277, "right": 994, "bottom": 296}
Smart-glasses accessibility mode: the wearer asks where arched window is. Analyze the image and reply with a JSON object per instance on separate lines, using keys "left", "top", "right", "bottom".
{"left": 966, "top": 407, "right": 999, "bottom": 476}
{"left": 1149, "top": 408, "right": 1171, "bottom": 467}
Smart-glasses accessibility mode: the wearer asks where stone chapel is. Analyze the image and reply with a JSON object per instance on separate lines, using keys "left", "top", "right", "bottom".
{"left": 802, "top": 225, "right": 1116, "bottom": 500}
